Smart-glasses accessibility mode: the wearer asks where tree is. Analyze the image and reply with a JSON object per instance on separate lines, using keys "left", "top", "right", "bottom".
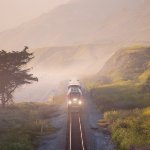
{"left": 0, "top": 47, "right": 38, "bottom": 108}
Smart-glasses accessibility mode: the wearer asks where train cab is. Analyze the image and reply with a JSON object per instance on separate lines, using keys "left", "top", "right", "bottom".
{"left": 67, "top": 79, "right": 83, "bottom": 113}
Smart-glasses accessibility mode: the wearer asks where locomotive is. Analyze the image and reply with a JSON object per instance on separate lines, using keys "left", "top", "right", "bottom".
{"left": 67, "top": 79, "right": 83, "bottom": 112}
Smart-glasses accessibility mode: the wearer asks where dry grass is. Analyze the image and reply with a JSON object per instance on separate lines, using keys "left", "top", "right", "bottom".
{"left": 100, "top": 107, "right": 150, "bottom": 150}
{"left": 0, "top": 102, "right": 56, "bottom": 150}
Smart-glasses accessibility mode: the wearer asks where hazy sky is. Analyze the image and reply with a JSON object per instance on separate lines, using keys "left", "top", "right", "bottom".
{"left": 0, "top": 0, "right": 70, "bottom": 32}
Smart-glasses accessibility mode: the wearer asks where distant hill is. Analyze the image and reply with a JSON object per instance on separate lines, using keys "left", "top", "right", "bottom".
{"left": 89, "top": 46, "right": 150, "bottom": 112}
{"left": 31, "top": 44, "right": 117, "bottom": 77}
{"left": 0, "top": 0, "right": 150, "bottom": 49}
{"left": 98, "top": 46, "right": 150, "bottom": 84}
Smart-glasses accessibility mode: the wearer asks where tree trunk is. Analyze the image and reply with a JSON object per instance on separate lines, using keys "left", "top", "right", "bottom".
{"left": 2, "top": 100, "right": 6, "bottom": 108}
{"left": 1, "top": 93, "right": 6, "bottom": 108}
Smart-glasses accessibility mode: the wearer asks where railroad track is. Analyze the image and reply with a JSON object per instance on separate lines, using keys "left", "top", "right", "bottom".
{"left": 66, "top": 112, "right": 86, "bottom": 150}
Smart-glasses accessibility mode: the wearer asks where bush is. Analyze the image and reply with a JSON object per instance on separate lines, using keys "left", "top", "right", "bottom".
{"left": 0, "top": 131, "right": 32, "bottom": 150}
{"left": 91, "top": 83, "right": 150, "bottom": 111}
{"left": 0, "top": 103, "right": 55, "bottom": 150}
{"left": 102, "top": 108, "right": 150, "bottom": 150}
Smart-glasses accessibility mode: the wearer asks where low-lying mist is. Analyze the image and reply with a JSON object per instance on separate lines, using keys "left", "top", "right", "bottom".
{"left": 14, "top": 65, "right": 96, "bottom": 102}
{"left": 14, "top": 44, "right": 118, "bottom": 102}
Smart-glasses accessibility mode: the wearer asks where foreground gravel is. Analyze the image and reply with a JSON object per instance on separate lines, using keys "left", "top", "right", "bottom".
{"left": 82, "top": 94, "right": 115, "bottom": 150}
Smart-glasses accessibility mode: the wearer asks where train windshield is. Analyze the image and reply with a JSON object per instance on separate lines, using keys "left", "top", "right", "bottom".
{"left": 70, "top": 92, "right": 81, "bottom": 99}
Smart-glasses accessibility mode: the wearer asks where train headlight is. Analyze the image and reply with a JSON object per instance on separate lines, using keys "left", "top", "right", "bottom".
{"left": 68, "top": 101, "right": 72, "bottom": 105}
{"left": 78, "top": 101, "right": 82, "bottom": 105}
{"left": 73, "top": 98, "right": 77, "bottom": 102}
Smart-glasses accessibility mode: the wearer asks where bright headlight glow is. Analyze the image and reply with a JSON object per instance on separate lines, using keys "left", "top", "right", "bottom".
{"left": 68, "top": 101, "right": 72, "bottom": 105}
{"left": 78, "top": 101, "right": 82, "bottom": 105}
{"left": 73, "top": 98, "right": 77, "bottom": 101}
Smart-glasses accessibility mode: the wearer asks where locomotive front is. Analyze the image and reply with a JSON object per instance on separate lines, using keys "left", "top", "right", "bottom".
{"left": 67, "top": 80, "right": 83, "bottom": 112}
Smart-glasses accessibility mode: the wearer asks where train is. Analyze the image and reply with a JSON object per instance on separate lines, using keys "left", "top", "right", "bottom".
{"left": 67, "top": 79, "right": 83, "bottom": 112}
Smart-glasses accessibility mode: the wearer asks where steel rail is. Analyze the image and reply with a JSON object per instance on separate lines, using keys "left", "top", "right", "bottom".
{"left": 69, "top": 113, "right": 72, "bottom": 150}
{"left": 68, "top": 113, "right": 85, "bottom": 150}
{"left": 78, "top": 113, "right": 85, "bottom": 150}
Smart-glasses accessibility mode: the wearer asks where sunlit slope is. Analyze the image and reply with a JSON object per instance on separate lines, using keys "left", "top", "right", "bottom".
{"left": 0, "top": 0, "right": 150, "bottom": 49}
{"left": 95, "top": 47, "right": 150, "bottom": 149}
{"left": 89, "top": 46, "right": 150, "bottom": 111}
{"left": 98, "top": 46, "right": 150, "bottom": 84}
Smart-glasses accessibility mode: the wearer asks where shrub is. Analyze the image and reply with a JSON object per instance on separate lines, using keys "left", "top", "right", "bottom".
{"left": 91, "top": 83, "right": 150, "bottom": 111}
{"left": 0, "top": 103, "right": 55, "bottom": 150}
{"left": 102, "top": 108, "right": 150, "bottom": 150}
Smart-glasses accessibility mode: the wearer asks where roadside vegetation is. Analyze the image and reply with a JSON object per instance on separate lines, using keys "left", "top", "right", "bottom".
{"left": 53, "top": 93, "right": 66, "bottom": 104}
{"left": 99, "top": 107, "right": 150, "bottom": 150}
{"left": 90, "top": 82, "right": 150, "bottom": 112}
{"left": 92, "top": 83, "right": 150, "bottom": 150}
{"left": 0, "top": 102, "right": 56, "bottom": 150}
{"left": 87, "top": 46, "right": 150, "bottom": 150}
{"left": 89, "top": 82, "right": 150, "bottom": 149}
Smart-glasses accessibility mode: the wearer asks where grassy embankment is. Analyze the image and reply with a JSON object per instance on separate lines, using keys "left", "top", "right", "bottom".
{"left": 88, "top": 83, "right": 150, "bottom": 150}
{"left": 86, "top": 46, "right": 150, "bottom": 149}
{"left": 89, "top": 83, "right": 150, "bottom": 149}
{"left": 0, "top": 102, "right": 57, "bottom": 150}
{"left": 90, "top": 82, "right": 150, "bottom": 111}
{"left": 99, "top": 107, "right": 150, "bottom": 150}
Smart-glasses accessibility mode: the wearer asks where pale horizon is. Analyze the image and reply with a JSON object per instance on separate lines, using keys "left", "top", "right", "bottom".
{"left": 0, "top": 0, "right": 70, "bottom": 32}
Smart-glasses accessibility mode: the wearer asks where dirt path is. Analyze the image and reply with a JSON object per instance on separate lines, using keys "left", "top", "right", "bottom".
{"left": 38, "top": 105, "right": 67, "bottom": 150}
{"left": 82, "top": 93, "right": 115, "bottom": 150}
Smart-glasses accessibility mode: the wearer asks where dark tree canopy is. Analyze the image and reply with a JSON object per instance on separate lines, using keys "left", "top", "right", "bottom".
{"left": 0, "top": 47, "right": 38, "bottom": 107}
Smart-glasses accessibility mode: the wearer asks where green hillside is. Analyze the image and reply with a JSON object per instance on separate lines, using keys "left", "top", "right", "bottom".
{"left": 98, "top": 46, "right": 150, "bottom": 84}
{"left": 90, "top": 46, "right": 150, "bottom": 111}
{"left": 89, "top": 46, "right": 150, "bottom": 150}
